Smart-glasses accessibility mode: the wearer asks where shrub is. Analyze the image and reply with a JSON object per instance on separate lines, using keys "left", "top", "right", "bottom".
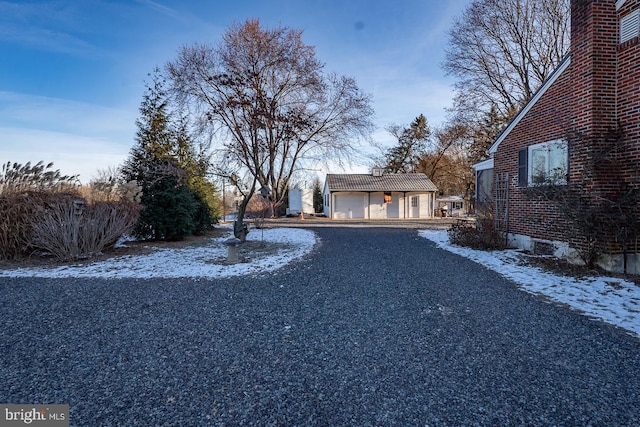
{"left": 83, "top": 166, "right": 143, "bottom": 204}
{"left": 0, "top": 191, "right": 74, "bottom": 260}
{"left": 0, "top": 161, "right": 81, "bottom": 260}
{"left": 448, "top": 206, "right": 506, "bottom": 250}
{"left": 31, "top": 198, "right": 141, "bottom": 261}
{"left": 0, "top": 192, "right": 141, "bottom": 261}
{"left": 0, "top": 161, "right": 142, "bottom": 261}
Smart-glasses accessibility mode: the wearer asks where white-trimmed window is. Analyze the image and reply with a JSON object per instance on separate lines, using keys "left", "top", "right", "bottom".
{"left": 518, "top": 139, "right": 568, "bottom": 186}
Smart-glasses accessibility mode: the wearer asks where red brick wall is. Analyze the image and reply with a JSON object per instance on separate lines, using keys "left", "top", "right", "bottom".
{"left": 493, "top": 66, "right": 573, "bottom": 242}
{"left": 617, "top": 0, "right": 640, "bottom": 189}
{"left": 493, "top": 0, "right": 640, "bottom": 252}
{"left": 568, "top": 0, "right": 618, "bottom": 201}
{"left": 570, "top": 0, "right": 618, "bottom": 137}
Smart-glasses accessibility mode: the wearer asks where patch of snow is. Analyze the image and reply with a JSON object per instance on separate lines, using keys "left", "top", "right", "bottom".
{"left": 419, "top": 230, "right": 640, "bottom": 338}
{"left": 0, "top": 228, "right": 317, "bottom": 279}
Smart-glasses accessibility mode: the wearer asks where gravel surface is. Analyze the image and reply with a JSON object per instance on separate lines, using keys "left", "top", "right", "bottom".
{"left": 1, "top": 227, "right": 639, "bottom": 426}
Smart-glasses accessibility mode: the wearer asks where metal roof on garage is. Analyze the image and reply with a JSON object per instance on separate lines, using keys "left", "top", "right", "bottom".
{"left": 326, "top": 173, "right": 438, "bottom": 192}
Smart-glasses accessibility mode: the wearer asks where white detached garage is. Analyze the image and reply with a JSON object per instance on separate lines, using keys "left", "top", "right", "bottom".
{"left": 323, "top": 170, "right": 438, "bottom": 219}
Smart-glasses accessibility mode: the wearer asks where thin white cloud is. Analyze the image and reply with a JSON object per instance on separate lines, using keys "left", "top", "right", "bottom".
{"left": 0, "top": 23, "right": 94, "bottom": 55}
{"left": 1, "top": 127, "right": 129, "bottom": 183}
{"left": 0, "top": 91, "right": 136, "bottom": 183}
{"left": 0, "top": 91, "right": 136, "bottom": 138}
{"left": 134, "top": 0, "right": 217, "bottom": 32}
{"left": 136, "top": 0, "right": 185, "bottom": 22}
{"left": 0, "top": 1, "right": 95, "bottom": 55}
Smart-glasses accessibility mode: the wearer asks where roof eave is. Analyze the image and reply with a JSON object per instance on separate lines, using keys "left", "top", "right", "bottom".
{"left": 329, "top": 188, "right": 438, "bottom": 192}
{"left": 616, "top": 0, "right": 629, "bottom": 11}
{"left": 472, "top": 157, "right": 494, "bottom": 171}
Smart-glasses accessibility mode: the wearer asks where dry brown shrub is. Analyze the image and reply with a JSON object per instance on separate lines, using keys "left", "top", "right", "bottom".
{"left": 0, "top": 191, "right": 80, "bottom": 260}
{"left": 448, "top": 204, "right": 506, "bottom": 250}
{"left": 0, "top": 191, "right": 141, "bottom": 261}
{"left": 31, "top": 199, "right": 142, "bottom": 261}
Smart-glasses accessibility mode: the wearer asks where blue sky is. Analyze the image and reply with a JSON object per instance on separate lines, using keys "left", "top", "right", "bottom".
{"left": 0, "top": 0, "right": 470, "bottom": 183}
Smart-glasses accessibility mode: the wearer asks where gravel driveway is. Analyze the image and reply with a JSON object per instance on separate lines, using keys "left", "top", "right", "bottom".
{"left": 2, "top": 227, "right": 639, "bottom": 426}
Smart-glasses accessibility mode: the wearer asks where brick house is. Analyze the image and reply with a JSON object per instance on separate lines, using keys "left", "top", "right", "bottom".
{"left": 473, "top": 0, "right": 640, "bottom": 273}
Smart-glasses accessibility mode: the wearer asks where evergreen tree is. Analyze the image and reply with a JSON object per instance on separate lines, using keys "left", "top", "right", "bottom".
{"left": 312, "top": 177, "right": 323, "bottom": 213}
{"left": 135, "top": 175, "right": 198, "bottom": 241}
{"left": 384, "top": 114, "right": 431, "bottom": 173}
{"left": 121, "top": 68, "right": 218, "bottom": 240}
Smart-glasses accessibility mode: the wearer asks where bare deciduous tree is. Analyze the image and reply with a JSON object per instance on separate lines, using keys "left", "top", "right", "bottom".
{"left": 418, "top": 122, "right": 474, "bottom": 197}
{"left": 167, "top": 19, "right": 374, "bottom": 239}
{"left": 444, "top": 0, "right": 570, "bottom": 121}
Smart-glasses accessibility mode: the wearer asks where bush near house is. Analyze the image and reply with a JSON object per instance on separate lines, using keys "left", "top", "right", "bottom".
{"left": 448, "top": 205, "right": 506, "bottom": 250}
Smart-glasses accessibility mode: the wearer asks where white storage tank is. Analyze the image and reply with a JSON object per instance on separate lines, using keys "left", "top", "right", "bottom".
{"left": 287, "top": 188, "right": 314, "bottom": 215}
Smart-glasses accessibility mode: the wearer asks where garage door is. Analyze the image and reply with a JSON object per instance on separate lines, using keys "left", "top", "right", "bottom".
{"left": 333, "top": 193, "right": 366, "bottom": 219}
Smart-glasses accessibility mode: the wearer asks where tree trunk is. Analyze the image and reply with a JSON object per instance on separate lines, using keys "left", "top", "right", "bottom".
{"left": 233, "top": 202, "right": 249, "bottom": 243}
{"left": 233, "top": 182, "right": 256, "bottom": 243}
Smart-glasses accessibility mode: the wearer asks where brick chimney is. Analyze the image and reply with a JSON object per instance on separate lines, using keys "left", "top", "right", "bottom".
{"left": 570, "top": 0, "right": 618, "bottom": 136}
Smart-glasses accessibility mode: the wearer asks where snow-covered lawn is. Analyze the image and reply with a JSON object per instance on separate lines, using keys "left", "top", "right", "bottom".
{"left": 419, "top": 230, "right": 640, "bottom": 338}
{"left": 0, "top": 228, "right": 317, "bottom": 279}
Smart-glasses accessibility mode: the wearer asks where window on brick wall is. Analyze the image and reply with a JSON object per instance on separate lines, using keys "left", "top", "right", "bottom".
{"left": 518, "top": 139, "right": 568, "bottom": 186}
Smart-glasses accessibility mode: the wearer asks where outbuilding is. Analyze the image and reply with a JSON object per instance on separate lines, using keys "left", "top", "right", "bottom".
{"left": 323, "top": 169, "right": 438, "bottom": 219}
{"left": 436, "top": 195, "right": 467, "bottom": 217}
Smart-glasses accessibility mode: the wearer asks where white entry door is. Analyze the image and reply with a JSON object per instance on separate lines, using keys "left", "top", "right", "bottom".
{"left": 409, "top": 196, "right": 420, "bottom": 218}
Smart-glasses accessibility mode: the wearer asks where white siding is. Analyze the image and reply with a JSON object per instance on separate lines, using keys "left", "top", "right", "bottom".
{"left": 387, "top": 193, "right": 401, "bottom": 218}
{"left": 289, "top": 189, "right": 314, "bottom": 214}
{"left": 420, "top": 193, "right": 433, "bottom": 218}
{"left": 405, "top": 192, "right": 434, "bottom": 218}
{"left": 322, "top": 181, "right": 331, "bottom": 216}
{"left": 369, "top": 192, "right": 385, "bottom": 219}
{"left": 326, "top": 189, "right": 435, "bottom": 219}
{"left": 365, "top": 192, "right": 404, "bottom": 219}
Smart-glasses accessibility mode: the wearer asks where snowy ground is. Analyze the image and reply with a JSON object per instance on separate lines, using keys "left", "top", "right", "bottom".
{"left": 419, "top": 230, "right": 640, "bottom": 338}
{"left": 0, "top": 228, "right": 317, "bottom": 280}
{"left": 1, "top": 227, "right": 638, "bottom": 338}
